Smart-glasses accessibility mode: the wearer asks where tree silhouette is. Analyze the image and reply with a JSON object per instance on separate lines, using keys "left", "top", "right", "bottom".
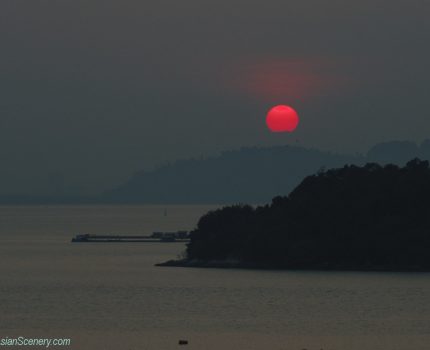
{"left": 183, "top": 159, "right": 430, "bottom": 270}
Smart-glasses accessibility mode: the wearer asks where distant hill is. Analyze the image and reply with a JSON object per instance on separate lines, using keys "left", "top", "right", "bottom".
{"left": 100, "top": 145, "right": 364, "bottom": 204}
{"left": 101, "top": 139, "right": 430, "bottom": 204}
{"left": 3, "top": 139, "right": 430, "bottom": 204}
{"left": 366, "top": 140, "right": 430, "bottom": 164}
{"left": 159, "top": 158, "right": 430, "bottom": 271}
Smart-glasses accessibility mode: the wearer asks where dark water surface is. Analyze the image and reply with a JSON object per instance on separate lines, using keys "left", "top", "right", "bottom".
{"left": 0, "top": 205, "right": 429, "bottom": 350}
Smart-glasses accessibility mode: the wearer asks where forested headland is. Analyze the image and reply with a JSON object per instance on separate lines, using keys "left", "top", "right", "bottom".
{"left": 159, "top": 159, "right": 430, "bottom": 271}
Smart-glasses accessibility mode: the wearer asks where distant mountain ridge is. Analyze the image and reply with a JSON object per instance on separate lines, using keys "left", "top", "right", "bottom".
{"left": 367, "top": 140, "right": 430, "bottom": 164}
{"left": 100, "top": 139, "right": 430, "bottom": 204}
{"left": 101, "top": 145, "right": 364, "bottom": 204}
{"left": 2, "top": 139, "right": 430, "bottom": 205}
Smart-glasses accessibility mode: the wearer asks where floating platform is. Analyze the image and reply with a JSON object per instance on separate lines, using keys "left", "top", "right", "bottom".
{"left": 71, "top": 233, "right": 190, "bottom": 243}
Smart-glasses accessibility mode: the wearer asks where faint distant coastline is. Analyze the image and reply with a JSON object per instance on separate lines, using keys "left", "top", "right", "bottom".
{"left": 0, "top": 195, "right": 96, "bottom": 205}
{"left": 157, "top": 158, "right": 430, "bottom": 272}
{"left": 101, "top": 139, "right": 430, "bottom": 204}
{"left": 3, "top": 139, "right": 430, "bottom": 205}
{"left": 100, "top": 144, "right": 364, "bottom": 204}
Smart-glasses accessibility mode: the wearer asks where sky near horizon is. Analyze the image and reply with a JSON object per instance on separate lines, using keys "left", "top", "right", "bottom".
{"left": 0, "top": 0, "right": 429, "bottom": 195}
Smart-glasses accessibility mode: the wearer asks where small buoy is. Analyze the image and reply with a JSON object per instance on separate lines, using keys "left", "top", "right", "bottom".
{"left": 178, "top": 340, "right": 188, "bottom": 345}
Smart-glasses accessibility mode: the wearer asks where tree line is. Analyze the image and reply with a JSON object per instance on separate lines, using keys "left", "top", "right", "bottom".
{"left": 185, "top": 159, "right": 430, "bottom": 270}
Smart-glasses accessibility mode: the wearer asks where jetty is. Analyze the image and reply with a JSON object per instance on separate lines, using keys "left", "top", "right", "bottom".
{"left": 71, "top": 231, "right": 190, "bottom": 243}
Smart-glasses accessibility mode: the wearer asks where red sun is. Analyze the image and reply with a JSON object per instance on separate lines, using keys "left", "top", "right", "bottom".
{"left": 266, "top": 105, "right": 299, "bottom": 132}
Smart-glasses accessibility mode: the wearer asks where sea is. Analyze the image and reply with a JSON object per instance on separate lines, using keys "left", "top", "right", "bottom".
{"left": 0, "top": 205, "right": 429, "bottom": 350}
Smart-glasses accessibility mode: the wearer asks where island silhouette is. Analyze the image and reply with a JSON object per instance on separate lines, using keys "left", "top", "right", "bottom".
{"left": 158, "top": 158, "right": 430, "bottom": 271}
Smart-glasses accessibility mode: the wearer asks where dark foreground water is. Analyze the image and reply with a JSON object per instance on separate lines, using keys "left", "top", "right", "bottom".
{"left": 0, "top": 205, "right": 429, "bottom": 350}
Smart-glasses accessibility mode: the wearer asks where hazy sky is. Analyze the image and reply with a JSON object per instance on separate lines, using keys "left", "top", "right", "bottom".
{"left": 1, "top": 0, "right": 429, "bottom": 195}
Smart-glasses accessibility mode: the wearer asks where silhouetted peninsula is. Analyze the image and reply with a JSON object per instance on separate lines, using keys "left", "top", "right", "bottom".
{"left": 158, "top": 159, "right": 430, "bottom": 271}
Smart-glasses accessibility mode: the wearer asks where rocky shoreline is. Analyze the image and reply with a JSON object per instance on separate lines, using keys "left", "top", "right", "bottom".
{"left": 155, "top": 259, "right": 255, "bottom": 269}
{"left": 155, "top": 259, "right": 430, "bottom": 272}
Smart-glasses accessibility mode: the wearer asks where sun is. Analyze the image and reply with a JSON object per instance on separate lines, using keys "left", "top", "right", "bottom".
{"left": 266, "top": 105, "right": 299, "bottom": 132}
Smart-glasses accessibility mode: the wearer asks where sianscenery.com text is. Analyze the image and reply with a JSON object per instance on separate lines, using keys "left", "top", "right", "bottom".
{"left": 0, "top": 337, "right": 70, "bottom": 347}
